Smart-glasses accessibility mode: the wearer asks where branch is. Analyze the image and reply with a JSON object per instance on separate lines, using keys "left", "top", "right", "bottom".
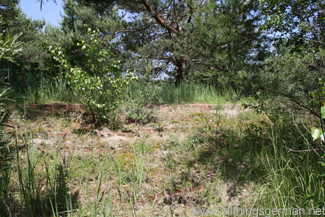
{"left": 263, "top": 88, "right": 321, "bottom": 118}
{"left": 292, "top": 36, "right": 325, "bottom": 45}
{"left": 38, "top": 0, "right": 56, "bottom": 11}
{"left": 141, "top": 0, "right": 178, "bottom": 34}
{"left": 153, "top": 60, "right": 171, "bottom": 74}
{"left": 288, "top": 148, "right": 319, "bottom": 153}
{"left": 156, "top": 0, "right": 174, "bottom": 15}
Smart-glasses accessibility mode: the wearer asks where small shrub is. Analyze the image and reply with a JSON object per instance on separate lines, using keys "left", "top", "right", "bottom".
{"left": 106, "top": 107, "right": 125, "bottom": 130}
{"left": 48, "top": 27, "right": 135, "bottom": 125}
{"left": 124, "top": 104, "right": 159, "bottom": 125}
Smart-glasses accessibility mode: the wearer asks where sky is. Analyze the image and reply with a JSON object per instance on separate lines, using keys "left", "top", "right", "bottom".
{"left": 19, "top": 0, "right": 63, "bottom": 27}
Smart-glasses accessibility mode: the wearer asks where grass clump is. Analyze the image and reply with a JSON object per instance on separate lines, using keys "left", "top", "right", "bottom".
{"left": 24, "top": 74, "right": 80, "bottom": 104}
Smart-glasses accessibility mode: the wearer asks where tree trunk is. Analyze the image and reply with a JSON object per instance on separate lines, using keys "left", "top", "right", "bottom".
{"left": 175, "top": 59, "right": 187, "bottom": 86}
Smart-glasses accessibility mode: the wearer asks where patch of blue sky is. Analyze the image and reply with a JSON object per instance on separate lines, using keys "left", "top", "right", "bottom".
{"left": 19, "top": 0, "right": 63, "bottom": 27}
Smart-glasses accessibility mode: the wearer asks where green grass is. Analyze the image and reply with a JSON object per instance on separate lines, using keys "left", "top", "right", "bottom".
{"left": 126, "top": 81, "right": 247, "bottom": 105}
{"left": 23, "top": 74, "right": 80, "bottom": 104}
{"left": 20, "top": 75, "right": 248, "bottom": 105}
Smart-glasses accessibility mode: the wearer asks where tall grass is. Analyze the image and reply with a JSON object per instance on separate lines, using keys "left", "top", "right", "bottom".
{"left": 185, "top": 104, "right": 325, "bottom": 215}
{"left": 20, "top": 75, "right": 246, "bottom": 105}
{"left": 250, "top": 127, "right": 325, "bottom": 214}
{"left": 15, "top": 131, "right": 74, "bottom": 216}
{"left": 23, "top": 73, "right": 80, "bottom": 104}
{"left": 126, "top": 81, "right": 246, "bottom": 104}
{"left": 218, "top": 113, "right": 325, "bottom": 215}
{"left": 2, "top": 127, "right": 117, "bottom": 216}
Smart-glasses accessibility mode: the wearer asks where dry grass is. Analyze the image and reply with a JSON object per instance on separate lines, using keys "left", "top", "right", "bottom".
{"left": 4, "top": 103, "right": 285, "bottom": 216}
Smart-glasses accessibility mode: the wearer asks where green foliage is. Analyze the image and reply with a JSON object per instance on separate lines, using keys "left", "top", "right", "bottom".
{"left": 24, "top": 73, "right": 80, "bottom": 104}
{"left": 49, "top": 28, "right": 135, "bottom": 123}
{"left": 8, "top": 0, "right": 325, "bottom": 215}
{"left": 79, "top": 0, "right": 207, "bottom": 84}
{"left": 311, "top": 125, "right": 324, "bottom": 142}
{"left": 58, "top": 0, "right": 123, "bottom": 69}
{"left": 0, "top": 16, "right": 22, "bottom": 62}
{"left": 126, "top": 81, "right": 243, "bottom": 104}
{"left": 192, "top": 0, "right": 269, "bottom": 85}
{"left": 0, "top": 1, "right": 48, "bottom": 91}
{"left": 242, "top": 47, "right": 325, "bottom": 122}
{"left": 260, "top": 0, "right": 324, "bottom": 52}
{"left": 61, "top": 0, "right": 119, "bottom": 36}
{"left": 306, "top": 103, "right": 325, "bottom": 208}
{"left": 0, "top": 14, "right": 20, "bottom": 173}
{"left": 14, "top": 133, "right": 74, "bottom": 217}
{"left": 309, "top": 88, "right": 325, "bottom": 142}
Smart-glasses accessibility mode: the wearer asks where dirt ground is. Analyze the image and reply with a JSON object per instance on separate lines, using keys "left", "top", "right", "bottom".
{"left": 7, "top": 103, "right": 261, "bottom": 216}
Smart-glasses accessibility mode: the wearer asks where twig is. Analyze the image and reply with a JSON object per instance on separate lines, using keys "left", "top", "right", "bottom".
{"left": 301, "top": 123, "right": 311, "bottom": 134}
{"left": 10, "top": 177, "right": 19, "bottom": 185}
{"left": 288, "top": 148, "right": 319, "bottom": 153}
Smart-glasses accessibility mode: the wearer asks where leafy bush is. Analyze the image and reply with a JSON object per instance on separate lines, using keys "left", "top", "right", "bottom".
{"left": 0, "top": 16, "right": 22, "bottom": 63}
{"left": 49, "top": 28, "right": 135, "bottom": 124}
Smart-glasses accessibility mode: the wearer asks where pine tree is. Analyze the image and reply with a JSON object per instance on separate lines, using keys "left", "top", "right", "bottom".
{"left": 45, "top": 0, "right": 269, "bottom": 85}
{"left": 76, "top": 0, "right": 268, "bottom": 85}
{"left": 0, "top": 0, "right": 45, "bottom": 62}
{"left": 66, "top": 0, "right": 203, "bottom": 84}
{"left": 58, "top": 0, "right": 125, "bottom": 70}
{"left": 61, "top": 0, "right": 124, "bottom": 39}
{"left": 191, "top": 0, "right": 270, "bottom": 86}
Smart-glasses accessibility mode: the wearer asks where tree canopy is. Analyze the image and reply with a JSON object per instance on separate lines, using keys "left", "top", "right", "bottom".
{"left": 55, "top": 0, "right": 267, "bottom": 86}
